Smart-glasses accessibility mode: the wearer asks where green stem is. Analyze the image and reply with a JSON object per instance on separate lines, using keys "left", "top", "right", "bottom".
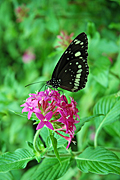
{"left": 106, "top": 147, "right": 120, "bottom": 152}
{"left": 109, "top": 70, "right": 120, "bottom": 80}
{"left": 44, "top": 151, "right": 82, "bottom": 158}
{"left": 33, "top": 129, "right": 41, "bottom": 154}
{"left": 94, "top": 127, "right": 100, "bottom": 148}
{"left": 94, "top": 119, "right": 104, "bottom": 148}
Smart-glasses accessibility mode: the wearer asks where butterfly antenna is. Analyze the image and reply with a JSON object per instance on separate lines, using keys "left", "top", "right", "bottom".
{"left": 25, "top": 81, "right": 46, "bottom": 87}
{"left": 44, "top": 84, "right": 48, "bottom": 91}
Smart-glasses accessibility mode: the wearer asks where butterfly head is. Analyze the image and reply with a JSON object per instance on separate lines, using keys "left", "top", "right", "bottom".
{"left": 47, "top": 78, "right": 61, "bottom": 89}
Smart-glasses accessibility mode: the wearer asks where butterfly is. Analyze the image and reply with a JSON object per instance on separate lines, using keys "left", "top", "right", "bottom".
{"left": 47, "top": 32, "right": 89, "bottom": 92}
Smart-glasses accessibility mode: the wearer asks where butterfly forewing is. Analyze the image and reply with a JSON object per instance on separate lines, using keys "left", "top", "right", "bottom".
{"left": 52, "top": 32, "right": 88, "bottom": 78}
{"left": 47, "top": 32, "right": 89, "bottom": 92}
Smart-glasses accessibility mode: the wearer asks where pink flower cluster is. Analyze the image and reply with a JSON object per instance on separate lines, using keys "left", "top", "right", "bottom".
{"left": 22, "top": 48, "right": 36, "bottom": 63}
{"left": 15, "top": 4, "right": 29, "bottom": 22}
{"left": 55, "top": 31, "right": 74, "bottom": 49}
{"left": 21, "top": 89, "right": 80, "bottom": 148}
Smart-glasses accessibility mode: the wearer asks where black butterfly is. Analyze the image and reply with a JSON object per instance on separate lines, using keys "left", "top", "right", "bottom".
{"left": 47, "top": 32, "right": 89, "bottom": 92}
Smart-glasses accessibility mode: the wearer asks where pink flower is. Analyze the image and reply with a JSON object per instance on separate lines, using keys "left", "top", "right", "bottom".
{"left": 22, "top": 48, "right": 36, "bottom": 63}
{"left": 36, "top": 112, "right": 54, "bottom": 130}
{"left": 89, "top": 126, "right": 95, "bottom": 141}
{"left": 90, "top": 132, "right": 95, "bottom": 141}
{"left": 20, "top": 98, "right": 40, "bottom": 119}
{"left": 55, "top": 31, "right": 74, "bottom": 49}
{"left": 21, "top": 89, "right": 80, "bottom": 148}
{"left": 15, "top": 4, "right": 29, "bottom": 22}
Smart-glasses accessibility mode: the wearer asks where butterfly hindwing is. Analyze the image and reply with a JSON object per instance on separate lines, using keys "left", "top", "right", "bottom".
{"left": 58, "top": 57, "right": 89, "bottom": 92}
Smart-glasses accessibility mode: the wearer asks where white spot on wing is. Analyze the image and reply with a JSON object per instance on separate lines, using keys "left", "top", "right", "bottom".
{"left": 78, "top": 65, "right": 82, "bottom": 68}
{"left": 77, "top": 69, "right": 82, "bottom": 73}
{"left": 75, "top": 40, "right": 81, "bottom": 44}
{"left": 75, "top": 51, "right": 81, "bottom": 57}
{"left": 75, "top": 79, "right": 80, "bottom": 83}
{"left": 76, "top": 74, "right": 81, "bottom": 79}
{"left": 74, "top": 39, "right": 77, "bottom": 42}
{"left": 74, "top": 82, "right": 79, "bottom": 86}
{"left": 73, "top": 86, "right": 78, "bottom": 90}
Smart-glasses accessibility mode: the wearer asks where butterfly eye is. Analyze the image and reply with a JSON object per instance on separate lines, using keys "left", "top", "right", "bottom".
{"left": 47, "top": 32, "right": 89, "bottom": 92}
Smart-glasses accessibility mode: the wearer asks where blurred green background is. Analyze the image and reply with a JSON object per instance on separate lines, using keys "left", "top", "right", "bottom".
{"left": 0, "top": 0, "right": 120, "bottom": 179}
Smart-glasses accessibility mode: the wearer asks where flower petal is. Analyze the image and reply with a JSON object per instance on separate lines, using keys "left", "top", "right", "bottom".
{"left": 28, "top": 111, "right": 32, "bottom": 119}
{"left": 45, "top": 121, "right": 54, "bottom": 130}
{"left": 36, "top": 113, "right": 44, "bottom": 121}
{"left": 45, "top": 111, "right": 52, "bottom": 120}
{"left": 21, "top": 106, "right": 29, "bottom": 113}
{"left": 36, "top": 121, "right": 44, "bottom": 130}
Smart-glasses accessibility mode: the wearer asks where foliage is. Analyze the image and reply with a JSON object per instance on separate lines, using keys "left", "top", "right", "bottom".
{"left": 0, "top": 0, "right": 120, "bottom": 179}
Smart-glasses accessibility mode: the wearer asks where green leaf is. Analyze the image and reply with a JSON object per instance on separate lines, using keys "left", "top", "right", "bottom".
{"left": 26, "top": 141, "right": 34, "bottom": 150}
{"left": 40, "top": 127, "right": 49, "bottom": 145}
{"left": 0, "top": 149, "right": 35, "bottom": 172}
{"left": 91, "top": 56, "right": 110, "bottom": 87}
{"left": 54, "top": 132, "right": 67, "bottom": 148}
{"left": 40, "top": 127, "right": 67, "bottom": 149}
{"left": 98, "top": 39, "right": 119, "bottom": 53}
{"left": 45, "top": 9, "right": 59, "bottom": 33}
{"left": 94, "top": 93, "right": 120, "bottom": 127}
{"left": 0, "top": 111, "right": 6, "bottom": 118}
{"left": 87, "top": 22, "right": 96, "bottom": 38}
{"left": 0, "top": 171, "right": 14, "bottom": 180}
{"left": 93, "top": 92, "right": 120, "bottom": 147}
{"left": 109, "top": 22, "right": 120, "bottom": 30}
{"left": 76, "top": 147, "right": 120, "bottom": 175}
{"left": 109, "top": 0, "right": 120, "bottom": 5}
{"left": 22, "top": 157, "right": 72, "bottom": 180}
{"left": 75, "top": 114, "right": 104, "bottom": 133}
{"left": 21, "top": 165, "right": 37, "bottom": 180}
{"left": 50, "top": 134, "right": 61, "bottom": 163}
{"left": 104, "top": 119, "right": 120, "bottom": 137}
